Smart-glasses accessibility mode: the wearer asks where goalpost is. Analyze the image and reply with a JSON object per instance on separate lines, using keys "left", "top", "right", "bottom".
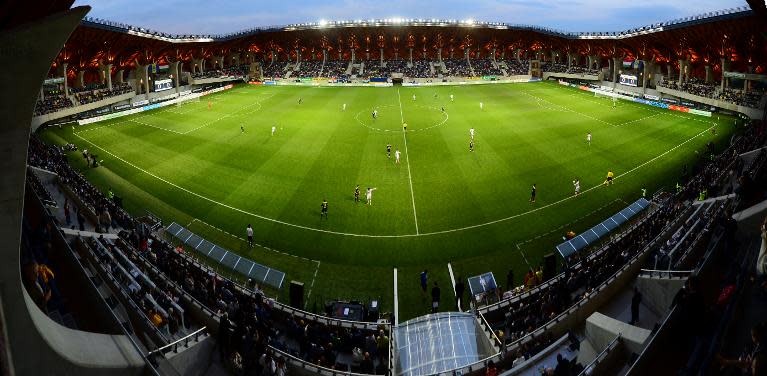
{"left": 176, "top": 96, "right": 201, "bottom": 107}
{"left": 594, "top": 89, "right": 621, "bottom": 106}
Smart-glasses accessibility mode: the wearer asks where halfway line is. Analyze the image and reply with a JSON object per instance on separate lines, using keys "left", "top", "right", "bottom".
{"left": 397, "top": 88, "right": 420, "bottom": 234}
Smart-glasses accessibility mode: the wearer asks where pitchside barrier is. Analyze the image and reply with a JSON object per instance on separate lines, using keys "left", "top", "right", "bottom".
{"left": 556, "top": 197, "right": 651, "bottom": 259}
{"left": 165, "top": 222, "right": 285, "bottom": 289}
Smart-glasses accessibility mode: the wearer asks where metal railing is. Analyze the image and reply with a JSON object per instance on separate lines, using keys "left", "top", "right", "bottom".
{"left": 578, "top": 334, "right": 622, "bottom": 376}
{"left": 147, "top": 326, "right": 208, "bottom": 358}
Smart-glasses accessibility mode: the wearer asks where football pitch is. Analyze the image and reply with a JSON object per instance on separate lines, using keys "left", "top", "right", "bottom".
{"left": 42, "top": 81, "right": 736, "bottom": 320}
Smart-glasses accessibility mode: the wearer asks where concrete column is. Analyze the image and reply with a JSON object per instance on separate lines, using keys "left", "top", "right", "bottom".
{"left": 705, "top": 65, "right": 712, "bottom": 83}
{"left": 115, "top": 69, "right": 124, "bottom": 84}
{"left": 76, "top": 70, "right": 85, "bottom": 88}
{"left": 613, "top": 57, "right": 621, "bottom": 84}
{"left": 685, "top": 59, "right": 691, "bottom": 81}
{"left": 677, "top": 59, "right": 685, "bottom": 85}
{"left": 380, "top": 48, "right": 384, "bottom": 65}
{"left": 501, "top": 49, "right": 505, "bottom": 60}
{"left": 351, "top": 49, "right": 355, "bottom": 64}
{"left": 721, "top": 58, "right": 729, "bottom": 91}
{"left": 491, "top": 48, "right": 496, "bottom": 63}
{"left": 437, "top": 48, "right": 442, "bottom": 62}
{"left": 449, "top": 49, "right": 454, "bottom": 59}
{"left": 105, "top": 64, "right": 113, "bottom": 90}
{"left": 409, "top": 48, "right": 413, "bottom": 65}
{"left": 642, "top": 61, "right": 650, "bottom": 93}
{"left": 567, "top": 53, "right": 572, "bottom": 70}
{"left": 171, "top": 61, "right": 180, "bottom": 92}
{"left": 515, "top": 49, "right": 522, "bottom": 64}
{"left": 608, "top": 58, "right": 613, "bottom": 81}
{"left": 296, "top": 49, "right": 301, "bottom": 63}
{"left": 58, "top": 62, "right": 69, "bottom": 98}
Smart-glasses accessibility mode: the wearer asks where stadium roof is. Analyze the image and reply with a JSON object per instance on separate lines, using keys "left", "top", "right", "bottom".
{"left": 394, "top": 312, "right": 496, "bottom": 376}
{"left": 80, "top": 6, "right": 755, "bottom": 42}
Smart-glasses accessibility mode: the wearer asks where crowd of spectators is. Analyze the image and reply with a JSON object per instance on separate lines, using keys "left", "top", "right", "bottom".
{"left": 294, "top": 60, "right": 323, "bottom": 77}
{"left": 718, "top": 87, "right": 765, "bottom": 109}
{"left": 564, "top": 65, "right": 600, "bottom": 76}
{"left": 322, "top": 61, "right": 350, "bottom": 81}
{"left": 72, "top": 83, "right": 133, "bottom": 106}
{"left": 503, "top": 60, "right": 529, "bottom": 75}
{"left": 361, "top": 60, "right": 391, "bottom": 78}
{"left": 657, "top": 77, "right": 717, "bottom": 99}
{"left": 33, "top": 94, "right": 73, "bottom": 116}
{"left": 192, "top": 65, "right": 250, "bottom": 80}
{"left": 401, "top": 60, "right": 433, "bottom": 78}
{"left": 262, "top": 62, "right": 287, "bottom": 79}
{"left": 472, "top": 59, "right": 502, "bottom": 76}
{"left": 442, "top": 59, "right": 471, "bottom": 77}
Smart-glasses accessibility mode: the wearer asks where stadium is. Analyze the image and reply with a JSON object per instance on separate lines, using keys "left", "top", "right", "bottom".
{"left": 2, "top": 0, "right": 767, "bottom": 375}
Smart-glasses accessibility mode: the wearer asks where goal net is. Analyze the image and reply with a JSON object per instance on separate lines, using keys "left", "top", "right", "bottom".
{"left": 176, "top": 96, "right": 201, "bottom": 107}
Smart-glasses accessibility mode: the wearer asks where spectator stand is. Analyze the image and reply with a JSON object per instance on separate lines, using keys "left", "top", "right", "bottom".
{"left": 165, "top": 222, "right": 286, "bottom": 289}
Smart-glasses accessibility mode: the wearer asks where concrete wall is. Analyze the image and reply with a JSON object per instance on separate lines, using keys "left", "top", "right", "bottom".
{"left": 0, "top": 6, "right": 147, "bottom": 375}
{"left": 635, "top": 275, "right": 686, "bottom": 317}
{"left": 31, "top": 92, "right": 135, "bottom": 130}
{"left": 163, "top": 336, "right": 215, "bottom": 376}
{"left": 585, "top": 312, "right": 651, "bottom": 355}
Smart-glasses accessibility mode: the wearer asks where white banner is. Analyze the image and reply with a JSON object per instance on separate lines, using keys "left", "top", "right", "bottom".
{"left": 154, "top": 79, "right": 173, "bottom": 92}
{"left": 619, "top": 74, "right": 638, "bottom": 87}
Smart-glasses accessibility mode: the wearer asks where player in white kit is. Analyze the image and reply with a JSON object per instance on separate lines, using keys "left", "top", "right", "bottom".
{"left": 450, "top": 94, "right": 454, "bottom": 102}
{"left": 412, "top": 94, "right": 416, "bottom": 101}
{"left": 469, "top": 127, "right": 475, "bottom": 140}
{"left": 480, "top": 102, "right": 484, "bottom": 110}
{"left": 395, "top": 149, "right": 401, "bottom": 164}
{"left": 366, "top": 187, "right": 377, "bottom": 205}
{"left": 271, "top": 126, "right": 276, "bottom": 136}
{"left": 586, "top": 132, "right": 591, "bottom": 146}
{"left": 342, "top": 103, "right": 346, "bottom": 111}
{"left": 573, "top": 178, "right": 581, "bottom": 196}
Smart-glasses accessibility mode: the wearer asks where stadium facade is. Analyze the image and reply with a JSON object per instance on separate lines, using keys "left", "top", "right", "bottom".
{"left": 2, "top": 1, "right": 767, "bottom": 376}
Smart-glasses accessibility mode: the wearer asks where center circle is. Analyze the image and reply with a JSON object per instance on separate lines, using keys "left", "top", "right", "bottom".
{"left": 354, "top": 104, "right": 449, "bottom": 132}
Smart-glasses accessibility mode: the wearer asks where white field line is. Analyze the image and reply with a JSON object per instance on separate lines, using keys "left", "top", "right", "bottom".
{"left": 447, "top": 262, "right": 459, "bottom": 310}
{"left": 397, "top": 88, "right": 420, "bottom": 234}
{"left": 305, "top": 261, "right": 321, "bottom": 308}
{"left": 73, "top": 124, "right": 709, "bottom": 238}
{"left": 127, "top": 118, "right": 186, "bottom": 134}
{"left": 183, "top": 93, "right": 275, "bottom": 134}
{"left": 393, "top": 268, "right": 399, "bottom": 325}
{"left": 523, "top": 90, "right": 614, "bottom": 126}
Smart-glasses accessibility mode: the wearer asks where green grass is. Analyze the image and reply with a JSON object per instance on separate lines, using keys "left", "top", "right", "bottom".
{"left": 40, "top": 81, "right": 738, "bottom": 321}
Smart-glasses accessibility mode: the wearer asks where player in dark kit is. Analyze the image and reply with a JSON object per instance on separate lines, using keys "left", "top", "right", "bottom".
{"left": 469, "top": 139, "right": 474, "bottom": 152}
{"left": 298, "top": 98, "right": 303, "bottom": 105}
{"left": 320, "top": 199, "right": 328, "bottom": 219}
{"left": 387, "top": 144, "right": 392, "bottom": 158}
{"left": 530, "top": 184, "right": 536, "bottom": 203}
{"left": 354, "top": 185, "right": 360, "bottom": 203}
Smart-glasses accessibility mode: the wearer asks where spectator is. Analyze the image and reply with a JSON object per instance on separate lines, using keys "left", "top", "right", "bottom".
{"left": 485, "top": 359, "right": 498, "bottom": 376}
{"left": 420, "top": 269, "right": 428, "bottom": 294}
{"left": 360, "top": 351, "right": 374, "bottom": 373}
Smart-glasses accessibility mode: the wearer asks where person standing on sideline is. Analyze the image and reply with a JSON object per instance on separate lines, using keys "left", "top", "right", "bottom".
{"left": 420, "top": 269, "right": 428, "bottom": 296}
{"left": 431, "top": 281, "right": 441, "bottom": 313}
{"left": 530, "top": 184, "right": 537, "bottom": 203}
{"left": 320, "top": 199, "right": 329, "bottom": 219}
{"left": 630, "top": 286, "right": 642, "bottom": 325}
{"left": 246, "top": 224, "right": 254, "bottom": 248}
{"left": 455, "top": 277, "right": 465, "bottom": 310}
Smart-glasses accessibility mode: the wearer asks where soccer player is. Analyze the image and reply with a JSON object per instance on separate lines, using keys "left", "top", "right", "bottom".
{"left": 246, "top": 224, "right": 254, "bottom": 248}
{"left": 530, "top": 184, "right": 536, "bottom": 203}
{"left": 366, "top": 187, "right": 377, "bottom": 205}
{"left": 395, "top": 149, "right": 401, "bottom": 164}
{"left": 354, "top": 185, "right": 360, "bottom": 203}
{"left": 573, "top": 178, "right": 580, "bottom": 196}
{"left": 271, "top": 125, "right": 276, "bottom": 136}
{"left": 469, "top": 139, "right": 474, "bottom": 152}
{"left": 208, "top": 101, "right": 212, "bottom": 109}
{"left": 386, "top": 144, "right": 392, "bottom": 158}
{"left": 450, "top": 94, "right": 454, "bottom": 102}
{"left": 433, "top": 93, "right": 438, "bottom": 99}
{"left": 320, "top": 199, "right": 328, "bottom": 219}
{"left": 342, "top": 103, "right": 346, "bottom": 111}
{"left": 479, "top": 102, "right": 484, "bottom": 110}
{"left": 403, "top": 122, "right": 407, "bottom": 132}
{"left": 469, "top": 127, "right": 475, "bottom": 140}
{"left": 298, "top": 97, "right": 303, "bottom": 105}
{"left": 441, "top": 106, "right": 445, "bottom": 113}
{"left": 586, "top": 132, "right": 592, "bottom": 146}
{"left": 372, "top": 109, "right": 378, "bottom": 119}
{"left": 612, "top": 97, "right": 617, "bottom": 108}
{"left": 604, "top": 170, "right": 614, "bottom": 186}
{"left": 241, "top": 124, "right": 245, "bottom": 133}
{"left": 412, "top": 94, "right": 416, "bottom": 101}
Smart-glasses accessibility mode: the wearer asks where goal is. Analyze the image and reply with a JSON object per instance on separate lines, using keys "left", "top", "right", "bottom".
{"left": 176, "top": 96, "right": 200, "bottom": 107}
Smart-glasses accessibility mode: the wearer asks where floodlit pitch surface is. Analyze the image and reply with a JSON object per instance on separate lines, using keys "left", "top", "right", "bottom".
{"left": 42, "top": 81, "right": 736, "bottom": 320}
